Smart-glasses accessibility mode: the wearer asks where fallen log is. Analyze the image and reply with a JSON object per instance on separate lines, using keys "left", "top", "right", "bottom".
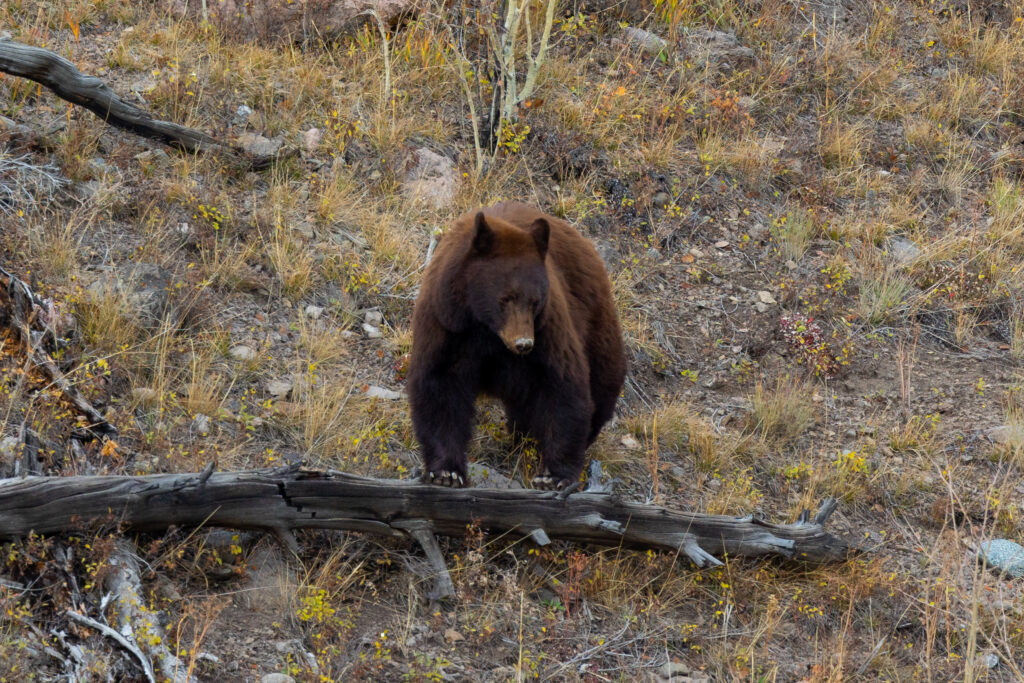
{"left": 0, "top": 465, "right": 850, "bottom": 583}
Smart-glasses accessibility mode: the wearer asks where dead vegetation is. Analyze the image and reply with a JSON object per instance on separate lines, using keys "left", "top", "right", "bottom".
{"left": 1, "top": 0, "right": 1024, "bottom": 680}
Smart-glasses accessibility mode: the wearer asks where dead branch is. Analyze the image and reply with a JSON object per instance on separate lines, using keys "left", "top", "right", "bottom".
{"left": 0, "top": 266, "right": 116, "bottom": 440}
{"left": 0, "top": 467, "right": 851, "bottom": 573}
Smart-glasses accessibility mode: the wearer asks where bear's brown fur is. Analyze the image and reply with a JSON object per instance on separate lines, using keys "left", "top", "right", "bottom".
{"left": 408, "top": 202, "right": 626, "bottom": 489}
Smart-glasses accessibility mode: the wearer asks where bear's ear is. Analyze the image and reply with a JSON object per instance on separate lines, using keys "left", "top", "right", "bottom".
{"left": 472, "top": 212, "right": 494, "bottom": 255}
{"left": 530, "top": 218, "right": 550, "bottom": 259}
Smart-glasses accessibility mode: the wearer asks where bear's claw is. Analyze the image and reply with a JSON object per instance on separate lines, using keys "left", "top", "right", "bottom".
{"left": 531, "top": 470, "right": 572, "bottom": 491}
{"left": 425, "top": 470, "right": 466, "bottom": 487}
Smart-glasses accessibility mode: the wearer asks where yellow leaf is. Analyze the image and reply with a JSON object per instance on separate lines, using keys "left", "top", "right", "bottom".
{"left": 101, "top": 440, "right": 118, "bottom": 458}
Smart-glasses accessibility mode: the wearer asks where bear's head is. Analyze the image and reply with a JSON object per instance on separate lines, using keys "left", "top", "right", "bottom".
{"left": 464, "top": 211, "right": 549, "bottom": 355}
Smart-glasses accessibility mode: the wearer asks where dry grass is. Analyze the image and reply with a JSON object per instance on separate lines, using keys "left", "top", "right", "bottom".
{"left": 744, "top": 376, "right": 816, "bottom": 450}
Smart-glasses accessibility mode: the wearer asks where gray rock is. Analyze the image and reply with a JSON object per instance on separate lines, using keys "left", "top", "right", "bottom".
{"left": 362, "top": 323, "right": 383, "bottom": 339}
{"left": 261, "top": 673, "right": 295, "bottom": 683}
{"left": 684, "top": 29, "right": 755, "bottom": 69}
{"left": 403, "top": 148, "right": 458, "bottom": 210}
{"left": 988, "top": 424, "right": 1023, "bottom": 446}
{"left": 364, "top": 385, "right": 402, "bottom": 400}
{"left": 193, "top": 413, "right": 211, "bottom": 436}
{"left": 888, "top": 237, "right": 921, "bottom": 265}
{"left": 364, "top": 309, "right": 384, "bottom": 325}
{"left": 304, "top": 304, "right": 324, "bottom": 320}
{"left": 0, "top": 436, "right": 21, "bottom": 461}
{"left": 134, "top": 149, "right": 170, "bottom": 165}
{"left": 87, "top": 263, "right": 173, "bottom": 322}
{"left": 302, "top": 128, "right": 322, "bottom": 155}
{"left": 267, "top": 378, "right": 293, "bottom": 398}
{"left": 622, "top": 27, "right": 668, "bottom": 56}
{"left": 468, "top": 462, "right": 523, "bottom": 489}
{"left": 652, "top": 191, "right": 671, "bottom": 209}
{"left": 228, "top": 345, "right": 257, "bottom": 362}
{"left": 237, "top": 132, "right": 283, "bottom": 157}
{"left": 234, "top": 104, "right": 253, "bottom": 123}
{"left": 978, "top": 539, "right": 1024, "bottom": 578}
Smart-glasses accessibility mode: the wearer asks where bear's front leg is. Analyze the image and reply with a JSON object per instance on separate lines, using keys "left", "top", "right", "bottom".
{"left": 408, "top": 365, "right": 476, "bottom": 487}
{"left": 528, "top": 390, "right": 592, "bottom": 490}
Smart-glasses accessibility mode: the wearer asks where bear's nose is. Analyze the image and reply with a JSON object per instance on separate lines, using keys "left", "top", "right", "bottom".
{"left": 514, "top": 337, "right": 534, "bottom": 354}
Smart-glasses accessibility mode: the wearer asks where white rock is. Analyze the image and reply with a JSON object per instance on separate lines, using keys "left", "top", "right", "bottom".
{"left": 229, "top": 345, "right": 257, "bottom": 361}
{"left": 267, "top": 379, "right": 294, "bottom": 398}
{"left": 235, "top": 104, "right": 253, "bottom": 121}
{"left": 361, "top": 323, "right": 383, "bottom": 339}
{"left": 364, "top": 309, "right": 383, "bottom": 325}
{"left": 236, "top": 132, "right": 283, "bottom": 157}
{"left": 193, "top": 413, "right": 211, "bottom": 435}
{"left": 304, "top": 304, "right": 324, "bottom": 320}
{"left": 302, "top": 127, "right": 321, "bottom": 155}
{"left": 622, "top": 26, "right": 668, "bottom": 55}
{"left": 403, "top": 148, "right": 458, "bottom": 210}
{"left": 364, "top": 385, "right": 402, "bottom": 400}
{"left": 260, "top": 675, "right": 295, "bottom": 683}
{"left": 888, "top": 237, "right": 921, "bottom": 265}
{"left": 0, "top": 436, "right": 21, "bottom": 460}
{"left": 757, "top": 290, "right": 776, "bottom": 305}
{"left": 620, "top": 434, "right": 642, "bottom": 450}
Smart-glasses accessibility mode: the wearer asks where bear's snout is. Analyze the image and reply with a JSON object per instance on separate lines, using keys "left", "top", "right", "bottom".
{"left": 513, "top": 337, "right": 534, "bottom": 354}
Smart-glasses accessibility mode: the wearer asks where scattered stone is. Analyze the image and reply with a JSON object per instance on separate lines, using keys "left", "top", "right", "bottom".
{"left": 261, "top": 673, "right": 296, "bottom": 683}
{"left": 229, "top": 345, "right": 257, "bottom": 362}
{"left": 193, "top": 413, "right": 211, "bottom": 436}
{"left": 267, "top": 379, "right": 294, "bottom": 398}
{"left": 364, "top": 385, "right": 402, "bottom": 400}
{"left": 444, "top": 628, "right": 464, "bottom": 643}
{"left": 622, "top": 26, "right": 669, "bottom": 56}
{"left": 683, "top": 29, "right": 756, "bottom": 70}
{"left": 87, "top": 263, "right": 173, "bottom": 323}
{"left": 785, "top": 259, "right": 798, "bottom": 270}
{"left": 714, "top": 240, "right": 729, "bottom": 248}
{"left": 756, "top": 290, "right": 776, "bottom": 305}
{"left": 304, "top": 304, "right": 324, "bottom": 320}
{"left": 302, "top": 127, "right": 322, "bottom": 155}
{"left": 657, "top": 659, "right": 691, "bottom": 679}
{"left": 978, "top": 539, "right": 1024, "bottom": 578}
{"left": 844, "top": 429, "right": 857, "bottom": 439}
{"left": 982, "top": 652, "right": 999, "bottom": 669}
{"left": 888, "top": 237, "right": 921, "bottom": 265}
{"left": 652, "top": 191, "right": 671, "bottom": 209}
{"left": 131, "top": 387, "right": 159, "bottom": 404}
{"left": 621, "top": 434, "right": 642, "bottom": 450}
{"left": 237, "top": 132, "right": 283, "bottom": 158}
{"left": 362, "top": 323, "right": 383, "bottom": 339}
{"left": 403, "top": 147, "right": 459, "bottom": 210}
{"left": 754, "top": 302, "right": 770, "bottom": 313}
{"left": 134, "top": 149, "right": 170, "bottom": 165}
{"left": 234, "top": 104, "right": 253, "bottom": 124}
{"left": 468, "top": 462, "right": 523, "bottom": 489}
{"left": 364, "top": 309, "right": 384, "bottom": 325}
{"left": 988, "top": 424, "right": 1023, "bottom": 446}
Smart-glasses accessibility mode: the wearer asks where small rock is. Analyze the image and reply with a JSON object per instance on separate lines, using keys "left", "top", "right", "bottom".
{"left": 621, "top": 434, "right": 642, "bottom": 450}
{"left": 652, "top": 191, "right": 672, "bottom": 209}
{"left": 237, "top": 132, "right": 283, "bottom": 157}
{"left": 132, "top": 387, "right": 159, "bottom": 404}
{"left": 658, "top": 660, "right": 691, "bottom": 678}
{"left": 988, "top": 424, "right": 1023, "bottom": 446}
{"left": 888, "top": 237, "right": 921, "bottom": 265}
{"left": 267, "top": 379, "right": 294, "bottom": 398}
{"left": 193, "top": 413, "right": 211, "bottom": 436}
{"left": 754, "top": 302, "right": 770, "bottom": 313}
{"left": 468, "top": 462, "right": 523, "bottom": 489}
{"left": 756, "top": 290, "right": 776, "bottom": 305}
{"left": 0, "top": 436, "right": 21, "bottom": 460}
{"left": 229, "top": 345, "right": 257, "bottom": 362}
{"left": 302, "top": 127, "right": 322, "bottom": 155}
{"left": 714, "top": 240, "right": 729, "bottom": 248}
{"left": 364, "top": 385, "right": 402, "bottom": 400}
{"left": 304, "top": 304, "right": 324, "bottom": 320}
{"left": 364, "top": 309, "right": 384, "bottom": 325}
{"left": 785, "top": 259, "right": 797, "bottom": 270}
{"left": 260, "top": 674, "right": 295, "bottom": 683}
{"left": 982, "top": 652, "right": 999, "bottom": 669}
{"left": 978, "top": 539, "right": 1024, "bottom": 578}
{"left": 683, "top": 29, "right": 755, "bottom": 69}
{"left": 235, "top": 104, "right": 253, "bottom": 123}
{"left": 844, "top": 429, "right": 857, "bottom": 439}
{"left": 134, "top": 149, "right": 170, "bottom": 165}
{"left": 362, "top": 323, "right": 383, "bottom": 339}
{"left": 403, "top": 147, "right": 459, "bottom": 210}
{"left": 622, "top": 26, "right": 669, "bottom": 56}
{"left": 444, "top": 628, "right": 464, "bottom": 643}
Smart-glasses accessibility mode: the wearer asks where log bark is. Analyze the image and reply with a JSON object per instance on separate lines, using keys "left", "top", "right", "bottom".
{"left": 0, "top": 466, "right": 850, "bottom": 567}
{"left": 0, "top": 38, "right": 220, "bottom": 153}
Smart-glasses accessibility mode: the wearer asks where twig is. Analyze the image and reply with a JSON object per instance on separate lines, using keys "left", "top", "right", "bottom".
{"left": 66, "top": 610, "right": 156, "bottom": 683}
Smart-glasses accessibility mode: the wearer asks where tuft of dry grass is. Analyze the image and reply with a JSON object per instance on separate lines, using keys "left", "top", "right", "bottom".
{"left": 744, "top": 376, "right": 816, "bottom": 450}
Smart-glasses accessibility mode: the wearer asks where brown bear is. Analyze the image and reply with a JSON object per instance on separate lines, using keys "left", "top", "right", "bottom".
{"left": 408, "top": 201, "right": 626, "bottom": 489}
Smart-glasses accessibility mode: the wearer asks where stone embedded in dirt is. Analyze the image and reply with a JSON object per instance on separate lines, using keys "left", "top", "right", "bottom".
{"left": 134, "top": 149, "right": 170, "bottom": 165}
{"left": 978, "top": 539, "right": 1024, "bottom": 578}
{"left": 229, "top": 345, "right": 257, "bottom": 361}
{"left": 468, "top": 463, "right": 523, "bottom": 489}
{"left": 266, "top": 378, "right": 293, "bottom": 398}
{"left": 86, "top": 262, "right": 173, "bottom": 323}
{"left": 621, "top": 434, "right": 642, "bottom": 450}
{"left": 444, "top": 628, "right": 464, "bottom": 643}
{"left": 302, "top": 127, "right": 322, "bottom": 155}
{"left": 304, "top": 304, "right": 324, "bottom": 320}
{"left": 757, "top": 290, "right": 776, "bottom": 305}
{"left": 403, "top": 147, "right": 459, "bottom": 210}
{"left": 362, "top": 323, "right": 383, "bottom": 339}
{"left": 988, "top": 424, "right": 1023, "bottom": 445}
{"left": 0, "top": 436, "right": 21, "bottom": 461}
{"left": 622, "top": 26, "right": 669, "bottom": 56}
{"left": 363, "top": 385, "right": 402, "bottom": 400}
{"left": 237, "top": 132, "right": 283, "bottom": 158}
{"left": 234, "top": 104, "right": 253, "bottom": 124}
{"left": 131, "top": 387, "right": 159, "bottom": 404}
{"left": 682, "top": 29, "right": 755, "bottom": 70}
{"left": 888, "top": 237, "right": 921, "bottom": 264}
{"left": 193, "top": 413, "right": 211, "bottom": 436}
{"left": 364, "top": 309, "right": 384, "bottom": 325}
{"left": 652, "top": 190, "right": 672, "bottom": 209}
{"left": 714, "top": 240, "right": 729, "bottom": 248}
{"left": 260, "top": 675, "right": 295, "bottom": 683}
{"left": 656, "top": 659, "right": 691, "bottom": 680}
{"left": 167, "top": 0, "right": 415, "bottom": 43}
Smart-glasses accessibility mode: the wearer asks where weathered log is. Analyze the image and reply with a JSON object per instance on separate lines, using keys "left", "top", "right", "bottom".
{"left": 0, "top": 466, "right": 850, "bottom": 567}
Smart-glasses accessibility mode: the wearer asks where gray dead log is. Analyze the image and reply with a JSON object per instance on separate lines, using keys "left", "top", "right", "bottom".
{"left": 0, "top": 468, "right": 850, "bottom": 570}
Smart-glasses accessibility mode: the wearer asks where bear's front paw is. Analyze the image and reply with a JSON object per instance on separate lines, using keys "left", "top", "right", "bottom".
{"left": 423, "top": 470, "right": 467, "bottom": 487}
{"left": 531, "top": 469, "right": 572, "bottom": 491}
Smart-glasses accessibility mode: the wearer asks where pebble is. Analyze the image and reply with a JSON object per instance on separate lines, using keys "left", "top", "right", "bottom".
{"left": 132, "top": 387, "right": 159, "bottom": 404}
{"left": 978, "top": 539, "right": 1024, "bottom": 578}
{"left": 756, "top": 290, "right": 776, "bottom": 305}
{"left": 304, "top": 304, "right": 324, "bottom": 320}
{"left": 364, "top": 310, "right": 383, "bottom": 325}
{"left": 267, "top": 379, "right": 294, "bottom": 398}
{"left": 193, "top": 413, "right": 211, "bottom": 436}
{"left": 621, "top": 434, "right": 642, "bottom": 450}
{"left": 364, "top": 385, "right": 402, "bottom": 400}
{"left": 229, "top": 345, "right": 257, "bottom": 361}
{"left": 260, "top": 674, "right": 295, "bottom": 683}
{"left": 0, "top": 436, "right": 21, "bottom": 460}
{"left": 362, "top": 323, "right": 383, "bottom": 339}
{"left": 621, "top": 26, "right": 669, "bottom": 55}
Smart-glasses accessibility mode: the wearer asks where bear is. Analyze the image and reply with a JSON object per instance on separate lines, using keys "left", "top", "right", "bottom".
{"left": 407, "top": 201, "right": 626, "bottom": 489}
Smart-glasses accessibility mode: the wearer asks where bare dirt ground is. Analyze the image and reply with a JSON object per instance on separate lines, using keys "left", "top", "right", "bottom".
{"left": 2, "top": 0, "right": 1024, "bottom": 680}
